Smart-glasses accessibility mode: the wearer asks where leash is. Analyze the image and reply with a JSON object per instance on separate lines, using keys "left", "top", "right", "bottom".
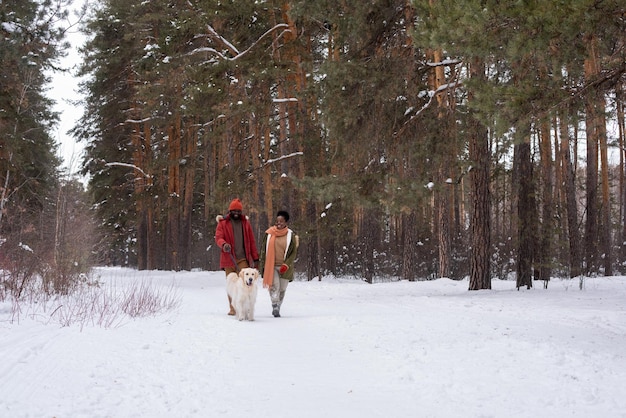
{"left": 228, "top": 250, "right": 241, "bottom": 273}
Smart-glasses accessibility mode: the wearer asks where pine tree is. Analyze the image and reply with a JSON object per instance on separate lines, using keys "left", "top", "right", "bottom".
{"left": 1, "top": 0, "right": 65, "bottom": 228}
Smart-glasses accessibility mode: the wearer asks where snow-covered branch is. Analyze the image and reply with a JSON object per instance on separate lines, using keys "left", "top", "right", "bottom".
{"left": 190, "top": 23, "right": 291, "bottom": 62}
{"left": 188, "top": 114, "right": 226, "bottom": 128}
{"left": 404, "top": 81, "right": 461, "bottom": 126}
{"left": 273, "top": 98, "right": 299, "bottom": 103}
{"left": 427, "top": 59, "right": 462, "bottom": 67}
{"left": 233, "top": 24, "right": 290, "bottom": 61}
{"left": 105, "top": 162, "right": 151, "bottom": 179}
{"left": 124, "top": 117, "right": 153, "bottom": 124}
{"left": 206, "top": 24, "right": 240, "bottom": 57}
{"left": 432, "top": 81, "right": 460, "bottom": 95}
{"left": 263, "top": 152, "right": 303, "bottom": 167}
{"left": 394, "top": 81, "right": 462, "bottom": 137}
{"left": 186, "top": 47, "right": 227, "bottom": 61}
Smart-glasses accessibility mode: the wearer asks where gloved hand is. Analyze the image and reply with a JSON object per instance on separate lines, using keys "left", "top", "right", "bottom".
{"left": 279, "top": 264, "right": 289, "bottom": 274}
{"left": 253, "top": 260, "right": 259, "bottom": 269}
{"left": 222, "top": 243, "right": 231, "bottom": 253}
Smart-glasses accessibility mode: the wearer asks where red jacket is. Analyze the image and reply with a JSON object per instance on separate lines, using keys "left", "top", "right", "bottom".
{"left": 214, "top": 214, "right": 259, "bottom": 269}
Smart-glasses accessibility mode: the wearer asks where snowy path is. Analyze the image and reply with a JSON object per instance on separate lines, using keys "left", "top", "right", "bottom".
{"left": 2, "top": 268, "right": 626, "bottom": 417}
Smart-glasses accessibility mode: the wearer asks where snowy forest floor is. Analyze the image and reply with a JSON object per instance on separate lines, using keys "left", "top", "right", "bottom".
{"left": 1, "top": 267, "right": 626, "bottom": 418}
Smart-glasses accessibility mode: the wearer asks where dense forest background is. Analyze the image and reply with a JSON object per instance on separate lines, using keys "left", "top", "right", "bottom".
{"left": 1, "top": 0, "right": 625, "bottom": 291}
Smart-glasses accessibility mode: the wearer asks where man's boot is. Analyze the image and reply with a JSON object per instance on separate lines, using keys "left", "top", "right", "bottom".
{"left": 272, "top": 304, "right": 280, "bottom": 318}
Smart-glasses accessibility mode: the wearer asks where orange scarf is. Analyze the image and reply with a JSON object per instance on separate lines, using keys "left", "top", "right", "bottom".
{"left": 263, "top": 226, "right": 289, "bottom": 288}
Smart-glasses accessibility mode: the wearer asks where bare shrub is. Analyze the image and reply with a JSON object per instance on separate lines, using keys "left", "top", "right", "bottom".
{"left": 1, "top": 178, "right": 98, "bottom": 298}
{"left": 46, "top": 178, "right": 99, "bottom": 294}
{"left": 47, "top": 282, "right": 126, "bottom": 329}
{"left": 6, "top": 274, "right": 182, "bottom": 329}
{"left": 119, "top": 280, "right": 181, "bottom": 318}
{"left": 0, "top": 241, "right": 41, "bottom": 299}
{"left": 0, "top": 176, "right": 180, "bottom": 328}
{"left": 0, "top": 266, "right": 9, "bottom": 302}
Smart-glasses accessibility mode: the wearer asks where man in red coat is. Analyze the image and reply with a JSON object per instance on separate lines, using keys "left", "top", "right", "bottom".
{"left": 215, "top": 198, "right": 259, "bottom": 315}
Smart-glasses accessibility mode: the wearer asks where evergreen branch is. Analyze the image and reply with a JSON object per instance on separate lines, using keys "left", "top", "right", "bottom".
{"left": 545, "top": 64, "right": 626, "bottom": 117}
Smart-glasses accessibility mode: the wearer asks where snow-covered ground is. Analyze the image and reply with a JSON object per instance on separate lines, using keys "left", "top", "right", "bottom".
{"left": 2, "top": 267, "right": 625, "bottom": 418}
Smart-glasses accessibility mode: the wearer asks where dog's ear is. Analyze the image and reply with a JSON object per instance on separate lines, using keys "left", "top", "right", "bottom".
{"left": 254, "top": 269, "right": 259, "bottom": 279}
{"left": 238, "top": 269, "right": 245, "bottom": 279}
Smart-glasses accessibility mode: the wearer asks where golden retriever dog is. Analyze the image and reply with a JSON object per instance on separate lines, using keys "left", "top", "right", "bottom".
{"left": 226, "top": 268, "right": 259, "bottom": 321}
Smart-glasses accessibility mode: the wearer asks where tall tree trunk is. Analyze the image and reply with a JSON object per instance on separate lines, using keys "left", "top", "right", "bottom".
{"left": 516, "top": 127, "right": 533, "bottom": 290}
{"left": 429, "top": 45, "right": 452, "bottom": 278}
{"left": 538, "top": 120, "right": 553, "bottom": 287}
{"left": 402, "top": 211, "right": 418, "bottom": 281}
{"left": 618, "top": 84, "right": 626, "bottom": 266}
{"left": 435, "top": 174, "right": 451, "bottom": 278}
{"left": 586, "top": 32, "right": 613, "bottom": 277}
{"left": 468, "top": 59, "right": 491, "bottom": 291}
{"left": 285, "top": 0, "right": 310, "bottom": 220}
{"left": 559, "top": 110, "right": 582, "bottom": 278}
{"left": 599, "top": 112, "right": 612, "bottom": 276}
{"left": 583, "top": 35, "right": 600, "bottom": 275}
{"left": 166, "top": 114, "right": 181, "bottom": 271}
{"left": 143, "top": 121, "right": 156, "bottom": 270}
{"left": 133, "top": 125, "right": 147, "bottom": 270}
{"left": 129, "top": 70, "right": 148, "bottom": 270}
{"left": 202, "top": 125, "right": 219, "bottom": 270}
{"left": 279, "top": 2, "right": 320, "bottom": 276}
{"left": 360, "top": 207, "right": 380, "bottom": 284}
{"left": 306, "top": 200, "right": 320, "bottom": 281}
{"left": 180, "top": 123, "right": 197, "bottom": 270}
